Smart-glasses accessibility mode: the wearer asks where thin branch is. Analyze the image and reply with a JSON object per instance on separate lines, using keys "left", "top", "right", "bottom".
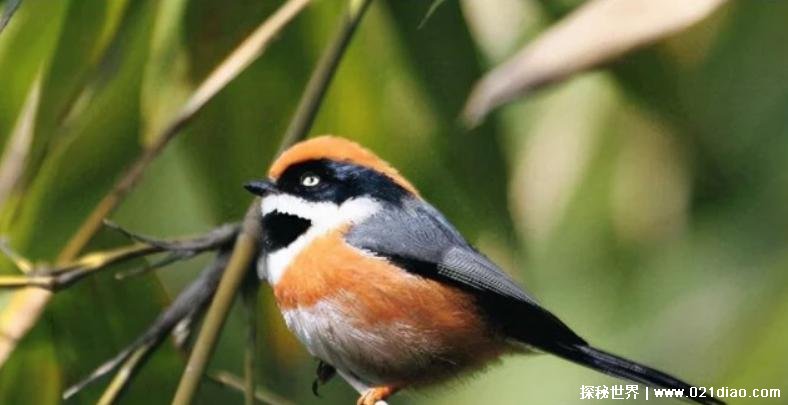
{"left": 208, "top": 370, "right": 296, "bottom": 405}
{"left": 96, "top": 342, "right": 152, "bottom": 405}
{"left": 0, "top": 0, "right": 312, "bottom": 367}
{"left": 172, "top": 205, "right": 261, "bottom": 405}
{"left": 63, "top": 251, "right": 230, "bottom": 401}
{"left": 241, "top": 278, "right": 260, "bottom": 405}
{"left": 57, "top": 0, "right": 313, "bottom": 263}
{"left": 0, "top": 238, "right": 35, "bottom": 273}
{"left": 0, "top": 222, "right": 238, "bottom": 290}
{"left": 277, "top": 0, "right": 374, "bottom": 153}
{"left": 0, "top": 243, "right": 156, "bottom": 290}
{"left": 172, "top": 1, "right": 374, "bottom": 402}
{"left": 113, "top": 251, "right": 196, "bottom": 280}
{"left": 103, "top": 220, "right": 240, "bottom": 252}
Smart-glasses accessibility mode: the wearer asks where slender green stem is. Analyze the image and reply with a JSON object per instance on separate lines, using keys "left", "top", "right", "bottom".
{"left": 96, "top": 343, "right": 153, "bottom": 405}
{"left": 277, "top": 0, "right": 374, "bottom": 153}
{"left": 58, "top": 0, "right": 312, "bottom": 264}
{"left": 241, "top": 279, "right": 260, "bottom": 405}
{"left": 171, "top": 1, "right": 374, "bottom": 403}
{"left": 0, "top": 223, "right": 238, "bottom": 291}
{"left": 171, "top": 206, "right": 261, "bottom": 405}
{"left": 208, "top": 370, "right": 296, "bottom": 405}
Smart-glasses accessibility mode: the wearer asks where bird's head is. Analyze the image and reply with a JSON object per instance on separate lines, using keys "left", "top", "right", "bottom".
{"left": 244, "top": 136, "right": 419, "bottom": 247}
{"left": 245, "top": 135, "right": 417, "bottom": 203}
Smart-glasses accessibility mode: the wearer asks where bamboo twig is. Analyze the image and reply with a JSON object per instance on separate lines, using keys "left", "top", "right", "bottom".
{"left": 241, "top": 278, "right": 260, "bottom": 405}
{"left": 277, "top": 0, "right": 374, "bottom": 153}
{"left": 207, "top": 370, "right": 296, "bottom": 405}
{"left": 0, "top": 223, "right": 238, "bottom": 290}
{"left": 57, "top": 0, "right": 313, "bottom": 263}
{"left": 96, "top": 342, "right": 152, "bottom": 405}
{"left": 0, "top": 0, "right": 313, "bottom": 367}
{"left": 172, "top": 205, "right": 261, "bottom": 405}
{"left": 0, "top": 244, "right": 155, "bottom": 289}
{"left": 172, "top": 1, "right": 374, "bottom": 402}
{"left": 63, "top": 252, "right": 230, "bottom": 401}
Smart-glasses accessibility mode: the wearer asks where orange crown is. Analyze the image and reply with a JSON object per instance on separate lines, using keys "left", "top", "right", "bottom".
{"left": 268, "top": 136, "right": 419, "bottom": 196}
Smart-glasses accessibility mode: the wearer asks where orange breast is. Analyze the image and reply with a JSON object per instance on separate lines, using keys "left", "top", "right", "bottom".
{"left": 273, "top": 229, "right": 503, "bottom": 373}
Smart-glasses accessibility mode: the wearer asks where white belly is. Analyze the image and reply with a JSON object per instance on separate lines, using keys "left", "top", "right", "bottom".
{"left": 281, "top": 298, "right": 437, "bottom": 391}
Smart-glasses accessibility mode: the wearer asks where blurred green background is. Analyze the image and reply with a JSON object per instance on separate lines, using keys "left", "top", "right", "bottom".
{"left": 0, "top": 0, "right": 786, "bottom": 404}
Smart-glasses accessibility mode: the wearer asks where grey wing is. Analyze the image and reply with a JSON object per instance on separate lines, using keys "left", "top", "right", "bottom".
{"left": 346, "top": 197, "right": 587, "bottom": 348}
{"left": 345, "top": 197, "right": 538, "bottom": 305}
{"left": 347, "top": 203, "right": 719, "bottom": 398}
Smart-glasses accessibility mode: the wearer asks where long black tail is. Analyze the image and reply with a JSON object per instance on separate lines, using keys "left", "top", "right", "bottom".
{"left": 547, "top": 343, "right": 724, "bottom": 405}
{"left": 479, "top": 292, "right": 723, "bottom": 403}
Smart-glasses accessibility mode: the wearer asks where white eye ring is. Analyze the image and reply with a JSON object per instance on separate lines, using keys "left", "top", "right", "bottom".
{"left": 300, "top": 173, "right": 320, "bottom": 187}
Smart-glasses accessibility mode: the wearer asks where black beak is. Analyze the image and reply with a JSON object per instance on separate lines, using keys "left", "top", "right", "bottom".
{"left": 244, "top": 179, "right": 278, "bottom": 196}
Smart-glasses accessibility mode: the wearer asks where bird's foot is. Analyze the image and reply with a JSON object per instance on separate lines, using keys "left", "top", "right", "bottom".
{"left": 357, "top": 386, "right": 398, "bottom": 405}
{"left": 311, "top": 360, "right": 336, "bottom": 397}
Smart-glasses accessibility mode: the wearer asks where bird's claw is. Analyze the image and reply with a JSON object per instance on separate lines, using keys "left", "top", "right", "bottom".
{"left": 312, "top": 360, "right": 336, "bottom": 397}
{"left": 357, "top": 386, "right": 397, "bottom": 405}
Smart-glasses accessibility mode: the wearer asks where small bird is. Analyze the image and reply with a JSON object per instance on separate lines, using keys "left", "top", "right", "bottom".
{"left": 245, "top": 136, "right": 722, "bottom": 405}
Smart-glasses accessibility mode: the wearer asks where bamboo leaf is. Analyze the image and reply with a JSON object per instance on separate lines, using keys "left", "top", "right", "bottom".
{"left": 173, "top": 0, "right": 363, "bottom": 401}
{"left": 173, "top": 0, "right": 311, "bottom": 132}
{"left": 385, "top": 0, "right": 514, "bottom": 241}
{"left": 0, "top": 0, "right": 312, "bottom": 375}
{"left": 140, "top": 0, "right": 192, "bottom": 145}
{"left": 0, "top": 0, "right": 22, "bottom": 34}
{"left": 417, "top": 0, "right": 446, "bottom": 29}
{"left": 463, "top": 0, "right": 727, "bottom": 125}
{"left": 0, "top": 72, "right": 40, "bottom": 211}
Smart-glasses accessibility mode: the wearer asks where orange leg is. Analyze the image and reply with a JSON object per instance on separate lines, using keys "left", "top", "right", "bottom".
{"left": 356, "top": 386, "right": 399, "bottom": 405}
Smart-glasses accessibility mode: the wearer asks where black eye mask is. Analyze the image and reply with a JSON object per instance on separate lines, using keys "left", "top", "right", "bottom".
{"left": 275, "top": 159, "right": 410, "bottom": 205}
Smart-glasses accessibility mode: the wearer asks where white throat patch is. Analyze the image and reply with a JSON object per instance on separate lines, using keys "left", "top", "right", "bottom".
{"left": 258, "top": 194, "right": 381, "bottom": 285}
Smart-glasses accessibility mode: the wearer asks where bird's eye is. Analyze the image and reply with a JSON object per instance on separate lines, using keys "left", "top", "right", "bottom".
{"left": 300, "top": 173, "right": 321, "bottom": 187}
